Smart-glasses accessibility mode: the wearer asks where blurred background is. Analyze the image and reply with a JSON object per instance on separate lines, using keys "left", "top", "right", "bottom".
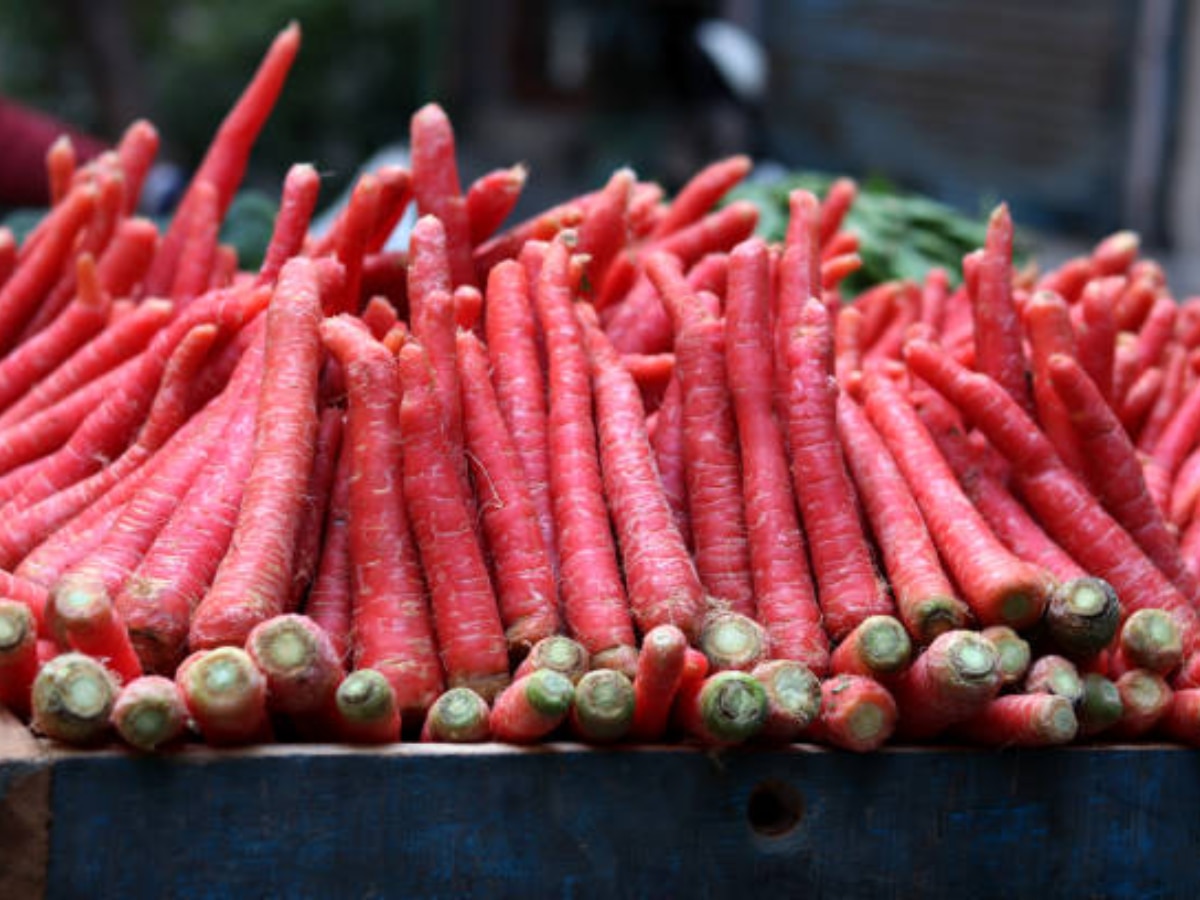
{"left": 1, "top": 0, "right": 1197, "bottom": 289}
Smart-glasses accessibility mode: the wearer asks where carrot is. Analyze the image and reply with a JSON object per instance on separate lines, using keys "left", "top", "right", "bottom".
{"left": 837, "top": 392, "right": 970, "bottom": 642}
{"left": 317, "top": 317, "right": 443, "bottom": 716}
{"left": 980, "top": 625, "right": 1032, "bottom": 688}
{"left": 830, "top": 616, "right": 912, "bottom": 681}
{"left": 1135, "top": 296, "right": 1177, "bottom": 373}
{"left": 1025, "top": 655, "right": 1085, "bottom": 705}
{"left": 189, "top": 258, "right": 323, "bottom": 650}
{"left": 628, "top": 624, "right": 689, "bottom": 741}
{"left": 49, "top": 585, "right": 142, "bottom": 685}
{"left": 110, "top": 675, "right": 189, "bottom": 752}
{"left": 144, "top": 23, "right": 301, "bottom": 296}
{"left": 751, "top": 660, "right": 822, "bottom": 742}
{"left": 1171, "top": 445, "right": 1200, "bottom": 531}
{"left": 726, "top": 238, "right": 829, "bottom": 668}
{"left": 1113, "top": 608, "right": 1183, "bottom": 677}
{"left": 1072, "top": 276, "right": 1121, "bottom": 403}
{"left": 0, "top": 229, "right": 15, "bottom": 289}
{"left": 489, "top": 669, "right": 575, "bottom": 744}
{"left": 397, "top": 340, "right": 509, "bottom": 700}
{"left": 333, "top": 669, "right": 401, "bottom": 745}
{"left": 1042, "top": 578, "right": 1122, "bottom": 663}
{"left": 420, "top": 687, "right": 491, "bottom": 744}
{"left": 473, "top": 201, "right": 584, "bottom": 280}
{"left": 245, "top": 614, "right": 343, "bottom": 723}
{"left": 699, "top": 612, "right": 768, "bottom": 673}
{"left": 650, "top": 374, "right": 691, "bottom": 549}
{"left": 456, "top": 330, "right": 560, "bottom": 653}
{"left": 466, "top": 164, "right": 527, "bottom": 245}
{"left": 775, "top": 190, "right": 821, "bottom": 392}
{"left": 1110, "top": 669, "right": 1172, "bottom": 739}
{"left": 512, "top": 636, "right": 590, "bottom": 685}
{"left": 410, "top": 103, "right": 474, "bottom": 287}
{"left": 958, "top": 693, "right": 1078, "bottom": 747}
{"left": 808, "top": 674, "right": 898, "bottom": 752}
{"left": 649, "top": 154, "right": 751, "bottom": 241}
{"left": 788, "top": 301, "right": 894, "bottom": 639}
{"left": 257, "top": 163, "right": 321, "bottom": 286}
{"left": 904, "top": 337, "right": 1200, "bottom": 651}
{"left": 617, "top": 351, "right": 674, "bottom": 412}
{"left": 1092, "top": 230, "right": 1139, "bottom": 276}
{"left": 675, "top": 670, "right": 769, "bottom": 746}
{"left": 169, "top": 179, "right": 221, "bottom": 304}
{"left": 1077, "top": 673, "right": 1124, "bottom": 737}
{"left": 46, "top": 135, "right": 76, "bottom": 206}
{"left": 0, "top": 297, "right": 174, "bottom": 432}
{"left": 0, "top": 600, "right": 38, "bottom": 718}
{"left": 1115, "top": 276, "right": 1158, "bottom": 334}
{"left": 30, "top": 652, "right": 119, "bottom": 745}
{"left": 534, "top": 240, "right": 637, "bottom": 673}
{"left": 569, "top": 669, "right": 636, "bottom": 743}
{"left": 576, "top": 168, "right": 633, "bottom": 296}
{"left": 303, "top": 432, "right": 353, "bottom": 665}
{"left": 890, "top": 630, "right": 1001, "bottom": 739}
{"left": 1159, "top": 688, "right": 1200, "bottom": 746}
{"left": 176, "top": 647, "right": 271, "bottom": 746}
{"left": 1120, "top": 366, "right": 1165, "bottom": 438}
{"left": 1022, "top": 290, "right": 1085, "bottom": 474}
{"left": 579, "top": 309, "right": 706, "bottom": 640}
{"left": 285, "top": 408, "right": 342, "bottom": 614}
{"left": 113, "top": 119, "right": 160, "bottom": 215}
{"left": 1147, "top": 375, "right": 1200, "bottom": 485}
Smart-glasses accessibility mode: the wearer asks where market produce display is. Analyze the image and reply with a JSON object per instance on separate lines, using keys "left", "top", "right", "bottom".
{"left": 2, "top": 22, "right": 1200, "bottom": 753}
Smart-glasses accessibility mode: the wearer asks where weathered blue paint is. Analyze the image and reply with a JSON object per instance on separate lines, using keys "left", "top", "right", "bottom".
{"left": 1, "top": 743, "right": 1193, "bottom": 899}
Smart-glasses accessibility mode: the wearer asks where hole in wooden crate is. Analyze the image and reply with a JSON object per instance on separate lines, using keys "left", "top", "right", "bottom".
{"left": 746, "top": 779, "right": 803, "bottom": 837}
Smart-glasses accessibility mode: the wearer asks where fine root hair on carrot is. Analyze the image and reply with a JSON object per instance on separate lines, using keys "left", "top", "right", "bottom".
{"left": 334, "top": 669, "right": 401, "bottom": 745}
{"left": 30, "top": 652, "right": 119, "bottom": 745}
{"left": 1077, "top": 673, "right": 1124, "bottom": 738}
{"left": 245, "top": 614, "right": 343, "bottom": 717}
{"left": 751, "top": 660, "right": 822, "bottom": 741}
{"left": 1043, "top": 577, "right": 1122, "bottom": 662}
{"left": 111, "top": 675, "right": 189, "bottom": 752}
{"left": 980, "top": 625, "right": 1032, "bottom": 688}
{"left": 830, "top": 615, "right": 912, "bottom": 679}
{"left": 1119, "top": 609, "right": 1183, "bottom": 675}
{"left": 1024, "top": 655, "right": 1084, "bottom": 706}
{"left": 699, "top": 611, "right": 768, "bottom": 672}
{"left": 513, "top": 635, "right": 590, "bottom": 685}
{"left": 569, "top": 669, "right": 636, "bottom": 743}
{"left": 421, "top": 687, "right": 491, "bottom": 744}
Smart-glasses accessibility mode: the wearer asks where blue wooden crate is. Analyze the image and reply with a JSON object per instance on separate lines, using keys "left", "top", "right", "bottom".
{"left": 2, "top": 711, "right": 1197, "bottom": 899}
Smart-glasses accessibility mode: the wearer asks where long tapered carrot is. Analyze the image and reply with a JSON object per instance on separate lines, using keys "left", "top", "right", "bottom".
{"left": 788, "top": 299, "right": 893, "bottom": 639}
{"left": 904, "top": 337, "right": 1200, "bottom": 654}
{"left": 144, "top": 23, "right": 301, "bottom": 296}
{"left": 410, "top": 103, "right": 474, "bottom": 287}
{"left": 837, "top": 393, "right": 970, "bottom": 643}
{"left": 534, "top": 240, "right": 637, "bottom": 674}
{"left": 257, "top": 163, "right": 321, "bottom": 286}
{"left": 303, "top": 431, "right": 353, "bottom": 665}
{"left": 113, "top": 119, "right": 160, "bottom": 215}
{"left": 317, "top": 319, "right": 443, "bottom": 713}
{"left": 725, "top": 238, "right": 829, "bottom": 668}
{"left": 456, "top": 329, "right": 560, "bottom": 654}
{"left": 576, "top": 168, "right": 633, "bottom": 297}
{"left": 972, "top": 204, "right": 1033, "bottom": 416}
{"left": 189, "top": 258, "right": 323, "bottom": 649}
{"left": 397, "top": 340, "right": 510, "bottom": 700}
{"left": 466, "top": 164, "right": 527, "bottom": 245}
{"left": 650, "top": 155, "right": 752, "bottom": 241}
{"left": 580, "top": 307, "right": 706, "bottom": 640}
{"left": 1023, "top": 290, "right": 1085, "bottom": 475}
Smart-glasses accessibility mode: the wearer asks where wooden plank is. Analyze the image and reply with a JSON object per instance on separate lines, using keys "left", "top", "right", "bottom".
{"left": 0, "top": 709, "right": 50, "bottom": 900}
{"left": 15, "top": 742, "right": 1196, "bottom": 899}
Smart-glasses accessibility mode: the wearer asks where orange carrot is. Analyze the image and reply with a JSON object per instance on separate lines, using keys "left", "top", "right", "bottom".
{"left": 628, "top": 624, "right": 689, "bottom": 742}
{"left": 489, "top": 669, "right": 575, "bottom": 744}
{"left": 808, "top": 674, "right": 897, "bottom": 752}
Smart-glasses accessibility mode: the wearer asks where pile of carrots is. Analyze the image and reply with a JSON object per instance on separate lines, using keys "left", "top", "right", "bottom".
{"left": 3, "top": 23, "right": 1200, "bottom": 753}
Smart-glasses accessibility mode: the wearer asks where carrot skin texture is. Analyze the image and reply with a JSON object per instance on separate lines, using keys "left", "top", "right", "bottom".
{"left": 304, "top": 431, "right": 354, "bottom": 665}
{"left": 809, "top": 674, "right": 898, "bottom": 752}
{"left": 189, "top": 257, "right": 324, "bottom": 650}
{"left": 837, "top": 393, "right": 970, "bottom": 643}
{"left": 581, "top": 309, "right": 706, "bottom": 640}
{"left": 257, "top": 163, "right": 321, "bottom": 286}
{"left": 958, "top": 693, "right": 1078, "bottom": 747}
{"left": 466, "top": 164, "right": 527, "bottom": 245}
{"left": 176, "top": 647, "right": 272, "bottom": 746}
{"left": 50, "top": 584, "right": 143, "bottom": 685}
{"left": 398, "top": 341, "right": 510, "bottom": 701}
{"left": 788, "top": 300, "right": 892, "bottom": 640}
{"left": 1023, "top": 290, "right": 1085, "bottom": 475}
{"left": 628, "top": 624, "right": 689, "bottom": 742}
{"left": 890, "top": 630, "right": 1002, "bottom": 740}
{"left": 110, "top": 675, "right": 189, "bottom": 752}
{"left": 319, "top": 317, "right": 444, "bottom": 717}
{"left": 726, "top": 239, "right": 829, "bottom": 669}
{"left": 1160, "top": 688, "right": 1200, "bottom": 746}
{"left": 457, "top": 330, "right": 560, "bottom": 653}
{"left": 0, "top": 600, "right": 39, "bottom": 718}
{"left": 410, "top": 104, "right": 474, "bottom": 288}
{"left": 419, "top": 687, "right": 491, "bottom": 744}
{"left": 489, "top": 669, "right": 575, "bottom": 743}
{"left": 534, "top": 241, "right": 637, "bottom": 670}
{"left": 973, "top": 205, "right": 1033, "bottom": 417}
{"left": 245, "top": 614, "right": 344, "bottom": 718}
{"left": 650, "top": 154, "right": 752, "bottom": 240}
{"left": 334, "top": 669, "right": 402, "bottom": 745}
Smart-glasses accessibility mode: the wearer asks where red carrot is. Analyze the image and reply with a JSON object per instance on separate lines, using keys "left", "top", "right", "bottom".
{"left": 830, "top": 615, "right": 913, "bottom": 680}
{"left": 1159, "top": 687, "right": 1200, "bottom": 746}
{"left": 1110, "top": 669, "right": 1172, "bottom": 739}
{"left": 258, "top": 163, "right": 321, "bottom": 286}
{"left": 46, "top": 135, "right": 76, "bottom": 206}
{"left": 30, "top": 652, "right": 119, "bottom": 745}
{"left": 576, "top": 168, "right": 633, "bottom": 296}
{"left": 113, "top": 119, "right": 160, "bottom": 215}
{"left": 700, "top": 612, "right": 769, "bottom": 673}
{"left": 1135, "top": 296, "right": 1177, "bottom": 373}
{"left": 980, "top": 625, "right": 1032, "bottom": 687}
{"left": 0, "top": 229, "right": 15, "bottom": 289}
{"left": 726, "top": 238, "right": 829, "bottom": 668}
{"left": 410, "top": 104, "right": 474, "bottom": 287}
{"left": 0, "top": 571, "right": 50, "bottom": 635}
{"left": 144, "top": 23, "right": 301, "bottom": 296}
{"left": 110, "top": 675, "right": 189, "bottom": 752}
{"left": 891, "top": 630, "right": 1002, "bottom": 740}
{"left": 1042, "top": 578, "right": 1122, "bottom": 663}
{"left": 49, "top": 583, "right": 143, "bottom": 685}
{"left": 750, "top": 660, "right": 822, "bottom": 742}
{"left": 775, "top": 190, "right": 821, "bottom": 393}
{"left": 176, "top": 647, "right": 272, "bottom": 746}
{"left": 569, "top": 669, "right": 636, "bottom": 743}
{"left": 1148, "top": 375, "right": 1200, "bottom": 484}
{"left": 473, "top": 201, "right": 584, "bottom": 280}
{"left": 650, "top": 154, "right": 752, "bottom": 240}
{"left": 957, "top": 693, "right": 1078, "bottom": 747}
{"left": 1120, "top": 366, "right": 1165, "bottom": 438}
{"left": 245, "top": 614, "right": 344, "bottom": 719}
{"left": 1022, "top": 290, "right": 1085, "bottom": 475}
{"left": 534, "top": 240, "right": 637, "bottom": 674}
{"left": 628, "top": 624, "right": 689, "bottom": 742}
{"left": 1113, "top": 608, "right": 1184, "bottom": 677}
{"left": 837, "top": 392, "right": 970, "bottom": 642}
{"left": 189, "top": 257, "right": 324, "bottom": 650}
{"left": 169, "top": 179, "right": 221, "bottom": 303}
{"left": 317, "top": 316, "right": 443, "bottom": 717}
{"left": 489, "top": 669, "right": 575, "bottom": 744}
{"left": 457, "top": 329, "right": 560, "bottom": 653}
{"left": 512, "top": 636, "right": 590, "bottom": 685}
{"left": 419, "top": 687, "right": 490, "bottom": 744}
{"left": 1092, "top": 230, "right": 1139, "bottom": 276}
{"left": 1025, "top": 654, "right": 1085, "bottom": 705}
{"left": 1072, "top": 276, "right": 1120, "bottom": 403}
{"left": 304, "top": 433, "right": 353, "bottom": 665}
{"left": 466, "top": 164, "right": 527, "bottom": 245}
{"left": 675, "top": 670, "right": 769, "bottom": 746}
{"left": 333, "top": 669, "right": 402, "bottom": 744}
{"left": 580, "top": 308, "right": 706, "bottom": 640}
{"left": 787, "top": 300, "right": 893, "bottom": 639}
{"left": 972, "top": 204, "right": 1033, "bottom": 417}
{"left": 398, "top": 340, "right": 510, "bottom": 700}
{"left": 0, "top": 600, "right": 38, "bottom": 718}
{"left": 808, "top": 674, "right": 897, "bottom": 752}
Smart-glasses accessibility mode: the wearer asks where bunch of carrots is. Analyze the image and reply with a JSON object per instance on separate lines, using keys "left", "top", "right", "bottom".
{"left": 2, "top": 23, "right": 1200, "bottom": 753}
